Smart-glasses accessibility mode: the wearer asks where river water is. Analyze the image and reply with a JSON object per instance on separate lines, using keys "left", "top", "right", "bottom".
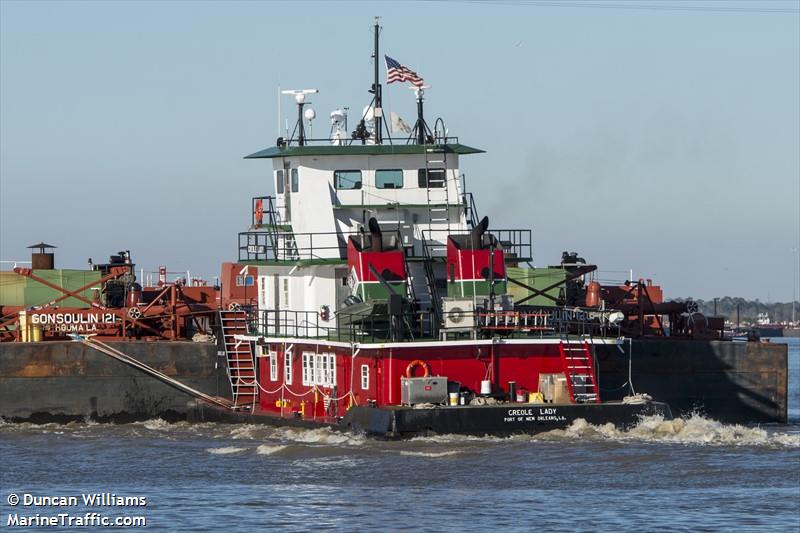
{"left": 2, "top": 339, "right": 798, "bottom": 531}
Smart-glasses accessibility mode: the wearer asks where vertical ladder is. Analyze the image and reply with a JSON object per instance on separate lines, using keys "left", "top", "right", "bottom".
{"left": 270, "top": 195, "right": 300, "bottom": 261}
{"left": 425, "top": 147, "right": 451, "bottom": 249}
{"left": 558, "top": 340, "right": 600, "bottom": 403}
{"left": 277, "top": 231, "right": 300, "bottom": 261}
{"left": 218, "top": 310, "right": 257, "bottom": 408}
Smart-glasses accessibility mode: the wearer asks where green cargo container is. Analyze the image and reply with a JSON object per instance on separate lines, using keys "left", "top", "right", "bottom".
{"left": 506, "top": 267, "right": 567, "bottom": 306}
{"left": 0, "top": 269, "right": 101, "bottom": 308}
{"left": 446, "top": 280, "right": 507, "bottom": 298}
{"left": 0, "top": 272, "right": 26, "bottom": 306}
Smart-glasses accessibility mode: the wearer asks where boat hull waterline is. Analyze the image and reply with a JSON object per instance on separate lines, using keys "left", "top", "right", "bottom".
{"left": 189, "top": 400, "right": 673, "bottom": 439}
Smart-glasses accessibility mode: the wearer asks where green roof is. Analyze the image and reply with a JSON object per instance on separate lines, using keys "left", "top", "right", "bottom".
{"left": 244, "top": 143, "right": 484, "bottom": 159}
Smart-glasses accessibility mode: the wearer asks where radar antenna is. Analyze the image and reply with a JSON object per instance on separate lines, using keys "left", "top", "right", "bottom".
{"left": 281, "top": 89, "right": 318, "bottom": 146}
{"left": 409, "top": 86, "right": 434, "bottom": 145}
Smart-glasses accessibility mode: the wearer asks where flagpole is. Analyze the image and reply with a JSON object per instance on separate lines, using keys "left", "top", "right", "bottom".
{"left": 277, "top": 83, "right": 281, "bottom": 138}
{"left": 373, "top": 16, "right": 383, "bottom": 144}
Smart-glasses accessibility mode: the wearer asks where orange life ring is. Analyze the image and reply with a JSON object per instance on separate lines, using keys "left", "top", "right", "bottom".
{"left": 254, "top": 199, "right": 264, "bottom": 226}
{"left": 405, "top": 359, "right": 431, "bottom": 378}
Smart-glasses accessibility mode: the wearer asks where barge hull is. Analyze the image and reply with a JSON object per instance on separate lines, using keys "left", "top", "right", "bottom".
{"left": 597, "top": 339, "right": 788, "bottom": 424}
{"left": 0, "top": 341, "right": 229, "bottom": 422}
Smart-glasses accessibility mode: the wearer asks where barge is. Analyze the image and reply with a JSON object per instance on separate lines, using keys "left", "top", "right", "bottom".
{"left": 0, "top": 19, "right": 787, "bottom": 433}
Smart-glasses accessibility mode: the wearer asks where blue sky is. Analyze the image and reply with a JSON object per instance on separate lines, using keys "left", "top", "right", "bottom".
{"left": 1, "top": 0, "right": 798, "bottom": 300}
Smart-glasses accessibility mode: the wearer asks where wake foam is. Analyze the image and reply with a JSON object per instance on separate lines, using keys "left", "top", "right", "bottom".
{"left": 229, "top": 425, "right": 260, "bottom": 440}
{"left": 542, "top": 414, "right": 800, "bottom": 447}
{"left": 273, "top": 427, "right": 366, "bottom": 447}
{"left": 255, "top": 444, "right": 288, "bottom": 455}
{"left": 139, "top": 419, "right": 172, "bottom": 431}
{"left": 399, "top": 450, "right": 461, "bottom": 458}
{"left": 206, "top": 446, "right": 247, "bottom": 455}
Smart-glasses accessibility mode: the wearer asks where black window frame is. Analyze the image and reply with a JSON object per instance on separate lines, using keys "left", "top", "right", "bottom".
{"left": 276, "top": 169, "right": 284, "bottom": 194}
{"left": 418, "top": 168, "right": 446, "bottom": 188}
{"left": 334, "top": 170, "right": 363, "bottom": 190}
{"left": 375, "top": 169, "right": 404, "bottom": 190}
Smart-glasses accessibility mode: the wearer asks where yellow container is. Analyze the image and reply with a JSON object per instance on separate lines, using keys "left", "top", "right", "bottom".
{"left": 448, "top": 392, "right": 459, "bottom": 406}
{"left": 19, "top": 311, "right": 29, "bottom": 343}
{"left": 529, "top": 391, "right": 545, "bottom": 404}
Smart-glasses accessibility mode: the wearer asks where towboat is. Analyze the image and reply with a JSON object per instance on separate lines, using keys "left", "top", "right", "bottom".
{"left": 194, "top": 19, "right": 673, "bottom": 437}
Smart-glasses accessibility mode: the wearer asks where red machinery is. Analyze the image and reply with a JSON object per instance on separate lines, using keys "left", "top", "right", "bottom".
{"left": 0, "top": 254, "right": 220, "bottom": 342}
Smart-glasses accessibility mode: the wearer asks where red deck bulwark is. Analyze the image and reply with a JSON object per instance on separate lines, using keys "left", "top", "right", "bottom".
{"left": 256, "top": 339, "right": 571, "bottom": 419}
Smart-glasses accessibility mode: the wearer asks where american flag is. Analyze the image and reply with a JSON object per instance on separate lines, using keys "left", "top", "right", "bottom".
{"left": 385, "top": 55, "right": 424, "bottom": 87}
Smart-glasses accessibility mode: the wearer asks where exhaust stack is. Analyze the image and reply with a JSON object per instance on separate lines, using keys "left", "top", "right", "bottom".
{"left": 368, "top": 218, "right": 383, "bottom": 252}
{"left": 470, "top": 216, "right": 489, "bottom": 250}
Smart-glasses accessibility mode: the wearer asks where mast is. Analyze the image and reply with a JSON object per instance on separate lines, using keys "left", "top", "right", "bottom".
{"left": 372, "top": 16, "right": 383, "bottom": 144}
{"left": 416, "top": 89, "right": 426, "bottom": 144}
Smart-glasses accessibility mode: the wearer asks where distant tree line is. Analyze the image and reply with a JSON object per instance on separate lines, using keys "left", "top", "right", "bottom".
{"left": 676, "top": 297, "right": 799, "bottom": 325}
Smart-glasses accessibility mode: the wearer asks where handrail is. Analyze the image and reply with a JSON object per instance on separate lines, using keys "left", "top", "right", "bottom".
{"left": 461, "top": 191, "right": 480, "bottom": 228}
{"left": 419, "top": 233, "right": 442, "bottom": 337}
{"left": 238, "top": 231, "right": 358, "bottom": 262}
{"left": 249, "top": 305, "right": 619, "bottom": 341}
{"left": 0, "top": 260, "right": 32, "bottom": 270}
{"left": 440, "top": 228, "right": 532, "bottom": 262}
{"left": 276, "top": 135, "right": 461, "bottom": 148}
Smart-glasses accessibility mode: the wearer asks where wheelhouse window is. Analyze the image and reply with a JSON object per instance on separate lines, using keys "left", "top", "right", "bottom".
{"left": 276, "top": 169, "right": 284, "bottom": 194}
{"left": 418, "top": 169, "right": 446, "bottom": 188}
{"left": 334, "top": 170, "right": 362, "bottom": 190}
{"left": 376, "top": 169, "right": 403, "bottom": 189}
{"left": 291, "top": 168, "right": 299, "bottom": 193}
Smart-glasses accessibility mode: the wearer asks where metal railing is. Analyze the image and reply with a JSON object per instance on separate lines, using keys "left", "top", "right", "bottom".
{"left": 0, "top": 260, "right": 31, "bottom": 271}
{"left": 420, "top": 228, "right": 532, "bottom": 262}
{"left": 238, "top": 231, "right": 356, "bottom": 262}
{"left": 275, "top": 135, "right": 461, "bottom": 148}
{"left": 249, "top": 305, "right": 619, "bottom": 342}
{"left": 252, "top": 309, "right": 439, "bottom": 343}
{"left": 461, "top": 191, "right": 480, "bottom": 228}
{"left": 476, "top": 307, "right": 619, "bottom": 338}
{"left": 251, "top": 195, "right": 282, "bottom": 229}
{"left": 491, "top": 229, "right": 532, "bottom": 262}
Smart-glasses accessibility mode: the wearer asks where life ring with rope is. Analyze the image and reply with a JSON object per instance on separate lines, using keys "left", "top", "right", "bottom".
{"left": 405, "top": 359, "right": 431, "bottom": 378}
{"left": 319, "top": 305, "right": 330, "bottom": 322}
{"left": 254, "top": 199, "right": 264, "bottom": 226}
